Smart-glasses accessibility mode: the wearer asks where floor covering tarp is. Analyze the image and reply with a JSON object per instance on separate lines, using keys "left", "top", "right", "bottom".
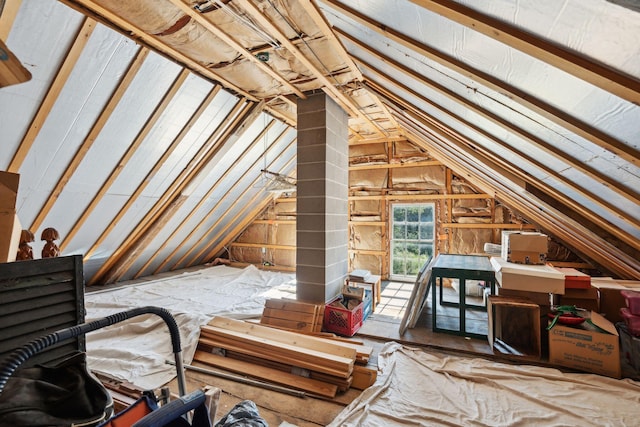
{"left": 84, "top": 265, "right": 295, "bottom": 390}
{"left": 329, "top": 342, "right": 640, "bottom": 427}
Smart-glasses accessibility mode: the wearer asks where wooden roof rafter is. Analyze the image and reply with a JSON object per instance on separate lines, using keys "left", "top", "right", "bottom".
{"left": 234, "top": 0, "right": 387, "bottom": 138}
{"left": 319, "top": 0, "right": 640, "bottom": 166}
{"left": 63, "top": 84, "right": 223, "bottom": 253}
{"left": 61, "top": 0, "right": 259, "bottom": 101}
{"left": 8, "top": 18, "right": 96, "bottom": 173}
{"left": 146, "top": 119, "right": 282, "bottom": 276}
{"left": 196, "top": 155, "right": 298, "bottom": 267}
{"left": 166, "top": 0, "right": 307, "bottom": 99}
{"left": 381, "top": 97, "right": 640, "bottom": 277}
{"left": 88, "top": 99, "right": 258, "bottom": 285}
{"left": 367, "top": 78, "right": 640, "bottom": 250}
{"left": 407, "top": 0, "right": 640, "bottom": 106}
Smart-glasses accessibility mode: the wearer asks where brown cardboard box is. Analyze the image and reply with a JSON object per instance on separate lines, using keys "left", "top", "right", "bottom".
{"left": 591, "top": 278, "right": 640, "bottom": 324}
{"left": 559, "top": 287, "right": 599, "bottom": 312}
{"left": 491, "top": 256, "right": 565, "bottom": 294}
{"left": 548, "top": 311, "right": 620, "bottom": 378}
{"left": 0, "top": 171, "right": 20, "bottom": 263}
{"left": 501, "top": 231, "right": 548, "bottom": 265}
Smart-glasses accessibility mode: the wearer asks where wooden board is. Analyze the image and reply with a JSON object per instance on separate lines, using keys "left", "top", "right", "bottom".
{"left": 194, "top": 350, "right": 338, "bottom": 398}
{"left": 0, "top": 38, "right": 31, "bottom": 87}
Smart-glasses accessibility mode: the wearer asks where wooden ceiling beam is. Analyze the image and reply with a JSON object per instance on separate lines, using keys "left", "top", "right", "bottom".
{"left": 8, "top": 18, "right": 96, "bottom": 173}
{"left": 235, "top": 0, "right": 386, "bottom": 137}
{"left": 88, "top": 99, "right": 258, "bottom": 284}
{"left": 61, "top": 0, "right": 258, "bottom": 101}
{"left": 167, "top": 0, "right": 306, "bottom": 99}
{"left": 67, "top": 84, "right": 222, "bottom": 255}
{"left": 149, "top": 119, "right": 280, "bottom": 275}
{"left": 385, "top": 102, "right": 640, "bottom": 278}
{"left": 0, "top": 0, "right": 23, "bottom": 40}
{"left": 407, "top": 0, "right": 640, "bottom": 106}
{"left": 29, "top": 46, "right": 148, "bottom": 233}
{"left": 319, "top": 0, "right": 639, "bottom": 166}
{"left": 172, "top": 134, "right": 296, "bottom": 271}
{"left": 197, "top": 155, "right": 298, "bottom": 266}
{"left": 339, "top": 28, "right": 639, "bottom": 207}
{"left": 368, "top": 78, "right": 640, "bottom": 250}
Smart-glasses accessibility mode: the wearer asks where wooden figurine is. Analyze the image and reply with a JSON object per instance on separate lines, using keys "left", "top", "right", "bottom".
{"left": 16, "top": 229, "right": 35, "bottom": 261}
{"left": 41, "top": 227, "right": 60, "bottom": 258}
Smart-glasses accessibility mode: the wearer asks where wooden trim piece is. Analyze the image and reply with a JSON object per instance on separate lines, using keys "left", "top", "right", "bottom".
{"left": 350, "top": 160, "right": 442, "bottom": 170}
{"left": 8, "top": 18, "right": 96, "bottom": 173}
{"left": 321, "top": 0, "right": 639, "bottom": 166}
{"left": 348, "top": 249, "right": 385, "bottom": 256}
{"left": 441, "top": 223, "right": 537, "bottom": 229}
{"left": 351, "top": 194, "right": 491, "bottom": 201}
{"left": 231, "top": 242, "right": 295, "bottom": 250}
{"left": 349, "top": 221, "right": 384, "bottom": 226}
{"left": 408, "top": 0, "right": 640, "bottom": 106}
{"left": 64, "top": 85, "right": 222, "bottom": 253}
{"left": 349, "top": 136, "right": 407, "bottom": 146}
{"left": 252, "top": 219, "right": 296, "bottom": 225}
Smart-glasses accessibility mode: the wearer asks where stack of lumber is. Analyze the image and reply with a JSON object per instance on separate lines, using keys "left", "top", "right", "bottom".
{"left": 195, "top": 316, "right": 376, "bottom": 398}
{"left": 259, "top": 298, "right": 323, "bottom": 332}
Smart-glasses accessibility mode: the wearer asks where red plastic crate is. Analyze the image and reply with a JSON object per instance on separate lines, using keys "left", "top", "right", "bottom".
{"left": 621, "top": 290, "right": 640, "bottom": 316}
{"left": 620, "top": 308, "right": 640, "bottom": 336}
{"left": 323, "top": 297, "right": 364, "bottom": 336}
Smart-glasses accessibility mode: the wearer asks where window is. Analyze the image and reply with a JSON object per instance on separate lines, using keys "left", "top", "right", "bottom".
{"left": 390, "top": 203, "right": 435, "bottom": 281}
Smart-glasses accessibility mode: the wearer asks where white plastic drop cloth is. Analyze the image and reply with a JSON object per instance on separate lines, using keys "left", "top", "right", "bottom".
{"left": 330, "top": 342, "right": 640, "bottom": 427}
{"left": 84, "top": 265, "right": 295, "bottom": 390}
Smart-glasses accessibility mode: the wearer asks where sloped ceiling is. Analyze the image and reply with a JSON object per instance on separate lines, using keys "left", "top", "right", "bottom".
{"left": 0, "top": 0, "right": 638, "bottom": 283}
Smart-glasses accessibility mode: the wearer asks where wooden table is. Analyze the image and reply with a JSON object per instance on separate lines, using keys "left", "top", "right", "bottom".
{"left": 430, "top": 254, "right": 495, "bottom": 339}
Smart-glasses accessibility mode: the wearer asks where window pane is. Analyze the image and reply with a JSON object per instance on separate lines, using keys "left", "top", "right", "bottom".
{"left": 406, "top": 207, "right": 419, "bottom": 222}
{"left": 393, "top": 224, "right": 405, "bottom": 239}
{"left": 420, "top": 225, "right": 434, "bottom": 240}
{"left": 420, "top": 207, "right": 433, "bottom": 222}
{"left": 394, "top": 208, "right": 405, "bottom": 222}
{"left": 406, "top": 224, "right": 419, "bottom": 240}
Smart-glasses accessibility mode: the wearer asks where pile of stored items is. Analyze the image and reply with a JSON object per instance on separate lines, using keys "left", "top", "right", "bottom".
{"left": 195, "top": 299, "right": 377, "bottom": 399}
{"left": 488, "top": 231, "right": 640, "bottom": 379}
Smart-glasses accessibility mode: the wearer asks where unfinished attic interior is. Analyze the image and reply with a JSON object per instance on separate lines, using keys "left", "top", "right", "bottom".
{"left": 0, "top": 0, "right": 639, "bottom": 425}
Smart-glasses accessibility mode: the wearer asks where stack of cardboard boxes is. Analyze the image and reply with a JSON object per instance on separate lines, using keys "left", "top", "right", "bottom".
{"left": 488, "top": 231, "right": 631, "bottom": 378}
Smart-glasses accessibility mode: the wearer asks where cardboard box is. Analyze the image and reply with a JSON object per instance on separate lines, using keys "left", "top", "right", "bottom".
{"left": 548, "top": 311, "right": 620, "bottom": 378}
{"left": 554, "top": 267, "right": 591, "bottom": 289}
{"left": 488, "top": 295, "right": 542, "bottom": 359}
{"left": 501, "top": 231, "right": 548, "bottom": 265}
{"left": 491, "top": 256, "right": 565, "bottom": 294}
{"left": 559, "top": 287, "right": 599, "bottom": 313}
{"left": 591, "top": 278, "right": 640, "bottom": 324}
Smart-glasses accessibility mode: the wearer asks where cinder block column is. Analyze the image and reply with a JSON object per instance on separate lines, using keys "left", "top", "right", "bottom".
{"left": 296, "top": 93, "right": 349, "bottom": 303}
